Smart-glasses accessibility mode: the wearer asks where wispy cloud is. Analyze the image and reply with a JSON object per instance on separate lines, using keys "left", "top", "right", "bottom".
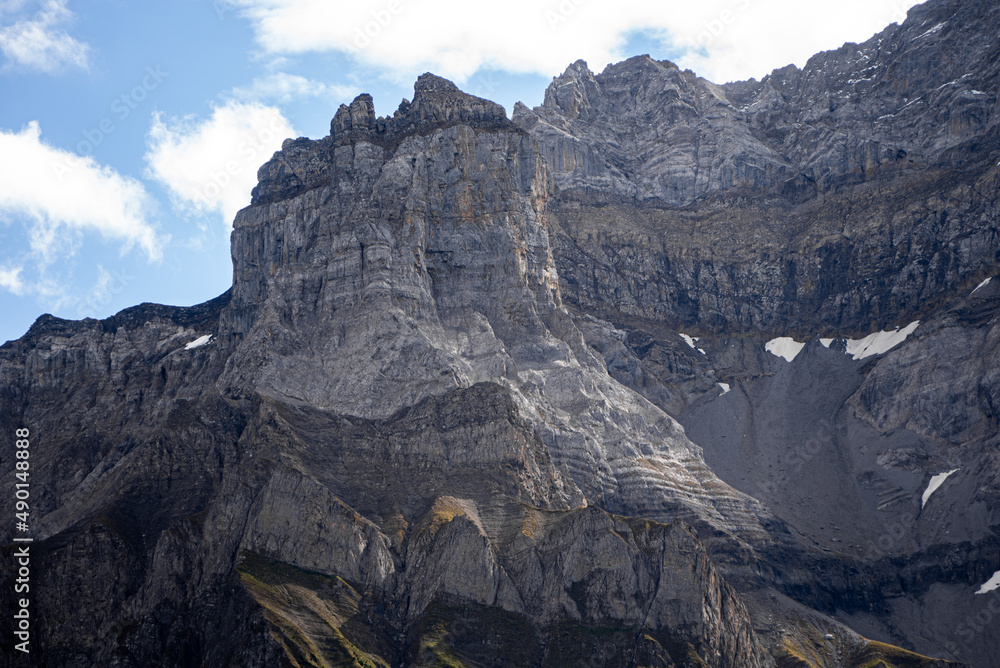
{"left": 0, "top": 0, "right": 90, "bottom": 73}
{"left": 229, "top": 71, "right": 356, "bottom": 104}
{"left": 144, "top": 101, "right": 296, "bottom": 227}
{"left": 0, "top": 121, "right": 163, "bottom": 273}
{"left": 220, "top": 0, "right": 919, "bottom": 84}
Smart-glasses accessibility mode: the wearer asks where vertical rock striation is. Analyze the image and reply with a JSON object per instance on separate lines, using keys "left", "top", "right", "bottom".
{"left": 1, "top": 0, "right": 996, "bottom": 665}
{"left": 516, "top": 0, "right": 1000, "bottom": 335}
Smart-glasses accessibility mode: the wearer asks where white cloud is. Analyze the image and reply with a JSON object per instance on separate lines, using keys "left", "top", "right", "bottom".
{"left": 668, "top": 0, "right": 918, "bottom": 83}
{"left": 144, "top": 101, "right": 296, "bottom": 226}
{"left": 0, "top": 121, "right": 163, "bottom": 268}
{"left": 0, "top": 0, "right": 90, "bottom": 73}
{"left": 230, "top": 72, "right": 356, "bottom": 104}
{"left": 0, "top": 264, "right": 26, "bottom": 296}
{"left": 222, "top": 0, "right": 919, "bottom": 84}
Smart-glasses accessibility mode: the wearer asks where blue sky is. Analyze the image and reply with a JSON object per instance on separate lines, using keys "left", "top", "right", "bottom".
{"left": 0, "top": 0, "right": 920, "bottom": 344}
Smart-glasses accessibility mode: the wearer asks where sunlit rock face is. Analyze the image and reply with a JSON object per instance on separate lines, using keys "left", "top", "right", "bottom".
{"left": 1, "top": 0, "right": 998, "bottom": 665}
{"left": 519, "top": 0, "right": 1000, "bottom": 336}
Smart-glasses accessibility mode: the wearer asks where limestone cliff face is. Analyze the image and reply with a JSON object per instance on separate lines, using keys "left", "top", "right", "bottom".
{"left": 516, "top": 0, "right": 1000, "bottom": 335}
{"left": 0, "top": 75, "right": 777, "bottom": 667}
{"left": 0, "top": 1, "right": 996, "bottom": 666}
{"left": 219, "top": 73, "right": 770, "bottom": 540}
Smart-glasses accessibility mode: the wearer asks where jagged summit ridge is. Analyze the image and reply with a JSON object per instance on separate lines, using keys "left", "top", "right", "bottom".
{"left": 330, "top": 72, "right": 513, "bottom": 147}
{"left": 514, "top": 0, "right": 999, "bottom": 336}
{"left": 3, "top": 0, "right": 998, "bottom": 664}
{"left": 516, "top": 53, "right": 793, "bottom": 208}
{"left": 225, "top": 64, "right": 770, "bottom": 539}
{"left": 250, "top": 73, "right": 515, "bottom": 207}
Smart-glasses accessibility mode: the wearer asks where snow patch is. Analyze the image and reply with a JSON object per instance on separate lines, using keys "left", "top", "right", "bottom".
{"left": 915, "top": 22, "right": 946, "bottom": 40}
{"left": 819, "top": 338, "right": 834, "bottom": 348}
{"left": 679, "top": 333, "right": 698, "bottom": 349}
{"left": 976, "top": 570, "right": 1000, "bottom": 595}
{"left": 697, "top": 348, "right": 707, "bottom": 356}
{"left": 718, "top": 382, "right": 730, "bottom": 395}
{"left": 971, "top": 277, "right": 992, "bottom": 295}
{"left": 765, "top": 337, "right": 805, "bottom": 363}
{"left": 184, "top": 334, "right": 213, "bottom": 350}
{"left": 844, "top": 321, "right": 919, "bottom": 360}
{"left": 921, "top": 468, "right": 959, "bottom": 509}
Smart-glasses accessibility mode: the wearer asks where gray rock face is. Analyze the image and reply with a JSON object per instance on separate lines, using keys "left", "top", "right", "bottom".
{"left": 520, "top": 0, "right": 999, "bottom": 204}
{"left": 0, "top": 0, "right": 996, "bottom": 665}
{"left": 0, "top": 70, "right": 776, "bottom": 668}
{"left": 221, "top": 85, "right": 770, "bottom": 543}
{"left": 250, "top": 74, "right": 514, "bottom": 210}
{"left": 674, "top": 283, "right": 1000, "bottom": 667}
{"left": 517, "top": 0, "right": 1000, "bottom": 335}
{"left": 514, "top": 57, "right": 792, "bottom": 207}
{"left": 726, "top": 0, "right": 1000, "bottom": 189}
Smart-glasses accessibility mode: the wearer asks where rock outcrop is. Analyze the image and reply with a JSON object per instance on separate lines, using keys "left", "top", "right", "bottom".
{"left": 1, "top": 0, "right": 997, "bottom": 666}
{"left": 516, "top": 0, "right": 999, "bottom": 335}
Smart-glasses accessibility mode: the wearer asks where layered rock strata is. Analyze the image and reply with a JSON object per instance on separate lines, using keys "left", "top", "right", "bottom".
{"left": 1, "top": 0, "right": 997, "bottom": 665}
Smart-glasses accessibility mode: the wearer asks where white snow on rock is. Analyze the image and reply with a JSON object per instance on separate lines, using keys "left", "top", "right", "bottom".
{"left": 819, "top": 338, "right": 834, "bottom": 348}
{"left": 718, "top": 382, "right": 730, "bottom": 395}
{"left": 971, "top": 277, "right": 992, "bottom": 295}
{"left": 844, "top": 321, "right": 919, "bottom": 360}
{"left": 184, "top": 334, "right": 213, "bottom": 350}
{"left": 915, "top": 21, "right": 946, "bottom": 40}
{"left": 765, "top": 337, "right": 805, "bottom": 363}
{"left": 678, "top": 333, "right": 707, "bottom": 355}
{"left": 976, "top": 570, "right": 1000, "bottom": 595}
{"left": 921, "top": 468, "right": 959, "bottom": 509}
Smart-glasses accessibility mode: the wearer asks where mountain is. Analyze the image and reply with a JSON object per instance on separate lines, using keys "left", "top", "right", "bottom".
{"left": 1, "top": 0, "right": 998, "bottom": 665}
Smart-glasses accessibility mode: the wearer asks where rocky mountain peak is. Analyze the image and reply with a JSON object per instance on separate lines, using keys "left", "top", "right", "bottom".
{"left": 3, "top": 0, "right": 998, "bottom": 665}
{"left": 328, "top": 72, "right": 512, "bottom": 150}
{"left": 604, "top": 53, "right": 680, "bottom": 76}
{"left": 330, "top": 92, "right": 377, "bottom": 137}
{"left": 403, "top": 71, "right": 511, "bottom": 131}
{"left": 412, "top": 71, "right": 460, "bottom": 94}
{"left": 542, "top": 58, "right": 601, "bottom": 121}
{"left": 252, "top": 73, "right": 519, "bottom": 209}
